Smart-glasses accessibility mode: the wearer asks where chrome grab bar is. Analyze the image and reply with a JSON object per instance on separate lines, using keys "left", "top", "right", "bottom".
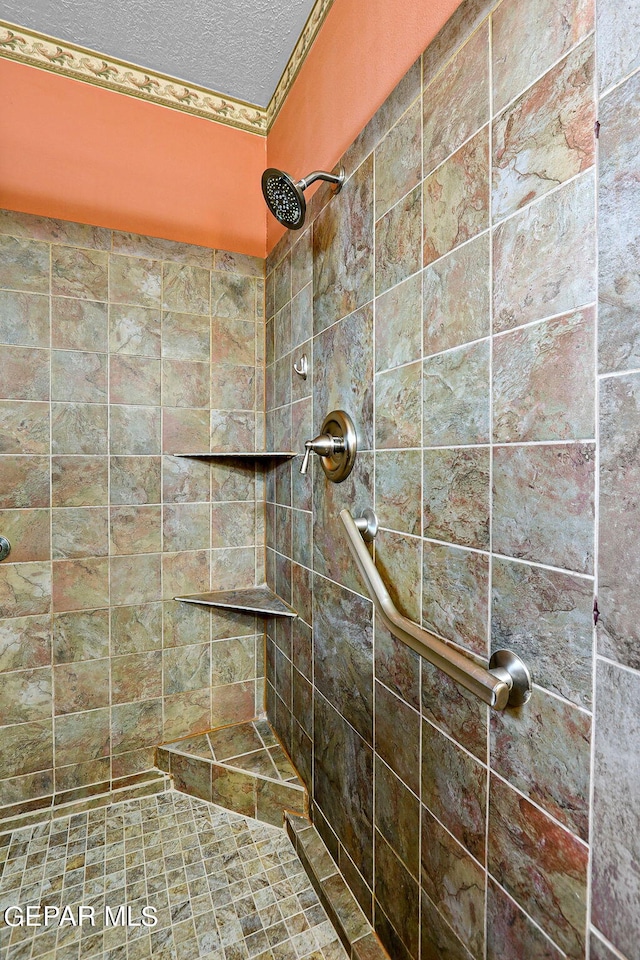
{"left": 339, "top": 509, "right": 531, "bottom": 710}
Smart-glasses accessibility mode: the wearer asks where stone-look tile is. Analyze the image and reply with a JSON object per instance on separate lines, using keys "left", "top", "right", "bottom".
{"left": 0, "top": 400, "right": 49, "bottom": 454}
{"left": 291, "top": 230, "right": 312, "bottom": 297}
{"left": 109, "top": 354, "right": 161, "bottom": 405}
{"left": 0, "top": 290, "right": 50, "bottom": 347}
{"left": 1, "top": 345, "right": 49, "bottom": 400}
{"left": 162, "top": 549, "right": 210, "bottom": 599}
{"left": 598, "top": 71, "right": 640, "bottom": 374}
{"left": 274, "top": 302, "right": 291, "bottom": 360}
{"left": 422, "top": 542, "right": 489, "bottom": 657}
{"left": 492, "top": 558, "right": 593, "bottom": 708}
{"left": 215, "top": 248, "right": 263, "bottom": 278}
{"left": 51, "top": 349, "right": 108, "bottom": 403}
{"left": 375, "top": 756, "right": 420, "bottom": 878}
{"left": 211, "top": 410, "right": 255, "bottom": 452}
{"left": 375, "top": 450, "right": 422, "bottom": 536}
{"left": 493, "top": 39, "right": 595, "bottom": 220}
{"left": 486, "top": 878, "right": 564, "bottom": 960}
{"left": 375, "top": 360, "right": 421, "bottom": 449}
{"left": 109, "top": 254, "right": 161, "bottom": 306}
{"left": 0, "top": 456, "right": 49, "bottom": 509}
{"left": 163, "top": 643, "right": 210, "bottom": 695}
{"left": 53, "top": 758, "right": 109, "bottom": 795}
{"left": 375, "top": 681, "right": 420, "bottom": 794}
{"left": 375, "top": 272, "right": 422, "bottom": 373}
{"left": 0, "top": 209, "right": 110, "bottom": 247}
{"left": 111, "top": 699, "right": 163, "bottom": 754}
{"left": 0, "top": 235, "right": 49, "bottom": 293}
{"left": 211, "top": 764, "right": 255, "bottom": 816}
{"left": 421, "top": 889, "right": 477, "bottom": 960}
{"left": 210, "top": 680, "right": 255, "bottom": 728}
{"left": 109, "top": 303, "right": 161, "bottom": 357}
{"left": 209, "top": 545, "right": 255, "bottom": 591}
{"left": 0, "top": 508, "right": 50, "bottom": 562}
{"left": 375, "top": 530, "right": 422, "bottom": 624}
{"left": 110, "top": 455, "right": 161, "bottom": 504}
{"left": 53, "top": 608, "right": 109, "bottom": 663}
{"left": 0, "top": 667, "right": 51, "bottom": 725}
{"left": 422, "top": 659, "right": 489, "bottom": 762}
{"left": 51, "top": 401, "right": 108, "bottom": 454}
{"left": 165, "top": 454, "right": 211, "bottom": 504}
{"left": 488, "top": 773, "right": 588, "bottom": 958}
{"left": 52, "top": 506, "right": 109, "bottom": 559}
{"left": 423, "top": 341, "right": 490, "bottom": 446}
{"left": 51, "top": 245, "right": 108, "bottom": 300}
{"left": 314, "top": 155, "right": 374, "bottom": 333}
{"left": 375, "top": 185, "right": 422, "bottom": 296}
{"left": 493, "top": 443, "right": 595, "bottom": 574}
{"left": 163, "top": 262, "right": 210, "bottom": 314}
{"left": 0, "top": 614, "right": 51, "bottom": 671}
{"left": 52, "top": 558, "right": 109, "bottom": 612}
{"left": 421, "top": 806, "right": 486, "bottom": 959}
{"left": 164, "top": 598, "right": 211, "bottom": 650}
{"left": 0, "top": 719, "right": 52, "bottom": 779}
{"left": 423, "top": 128, "right": 490, "bottom": 267}
{"left": 292, "top": 508, "right": 312, "bottom": 569}
{"left": 110, "top": 553, "right": 162, "bottom": 605}
{"left": 162, "top": 310, "right": 210, "bottom": 361}
{"left": 493, "top": 0, "right": 593, "bottom": 113}
{"left": 291, "top": 287, "right": 313, "bottom": 356}
{"left": 54, "top": 708, "right": 110, "bottom": 765}
{"left": 112, "top": 602, "right": 162, "bottom": 654}
{"left": 375, "top": 620, "right": 420, "bottom": 711}
{"left": 599, "top": 373, "right": 640, "bottom": 668}
{"left": 423, "top": 448, "right": 490, "bottom": 550}
{"left": 51, "top": 455, "right": 108, "bottom": 507}
{"left": 314, "top": 693, "right": 374, "bottom": 886}
{"left": 375, "top": 99, "right": 422, "bottom": 221}
{"left": 422, "top": 720, "right": 487, "bottom": 861}
{"left": 490, "top": 685, "right": 591, "bottom": 839}
{"left": 315, "top": 304, "right": 374, "bottom": 451}
{"left": 423, "top": 234, "right": 490, "bottom": 357}
{"left": 423, "top": 22, "right": 490, "bottom": 175}
{"left": 273, "top": 252, "right": 292, "bottom": 315}
{"left": 598, "top": 0, "right": 640, "bottom": 91}
{"left": 211, "top": 636, "right": 255, "bottom": 685}
{"left": 0, "top": 768, "right": 53, "bottom": 807}
{"left": 493, "top": 172, "right": 595, "bottom": 333}
{"left": 164, "top": 407, "right": 209, "bottom": 453}
{"left": 53, "top": 658, "right": 110, "bottom": 715}
{"left": 210, "top": 317, "right": 254, "bottom": 366}
{"left": 375, "top": 833, "right": 420, "bottom": 958}
{"left": 162, "top": 502, "right": 210, "bottom": 551}
{"left": 493, "top": 308, "right": 595, "bottom": 442}
{"left": 592, "top": 660, "right": 640, "bottom": 959}
{"left": 161, "top": 359, "right": 209, "bottom": 408}
{"left": 170, "top": 751, "right": 212, "bottom": 802}
{"left": 110, "top": 404, "right": 161, "bottom": 454}
{"left": 110, "top": 505, "right": 162, "bottom": 555}
{"left": 313, "top": 574, "right": 373, "bottom": 745}
{"left": 111, "top": 651, "right": 163, "bottom": 704}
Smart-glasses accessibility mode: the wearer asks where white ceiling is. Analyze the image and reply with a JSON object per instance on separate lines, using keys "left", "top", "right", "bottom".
{"left": 3, "top": 0, "right": 319, "bottom": 108}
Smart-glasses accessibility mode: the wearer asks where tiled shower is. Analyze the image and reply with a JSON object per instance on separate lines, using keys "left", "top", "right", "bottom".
{"left": 0, "top": 0, "right": 639, "bottom": 958}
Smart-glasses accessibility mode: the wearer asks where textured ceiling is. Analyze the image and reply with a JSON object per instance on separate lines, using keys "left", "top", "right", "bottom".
{"left": 3, "top": 0, "right": 319, "bottom": 107}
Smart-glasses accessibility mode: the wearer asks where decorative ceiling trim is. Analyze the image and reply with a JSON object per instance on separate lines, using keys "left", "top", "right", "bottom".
{"left": 0, "top": 19, "right": 267, "bottom": 135}
{"left": 0, "top": 0, "right": 334, "bottom": 137}
{"left": 267, "top": 0, "right": 335, "bottom": 129}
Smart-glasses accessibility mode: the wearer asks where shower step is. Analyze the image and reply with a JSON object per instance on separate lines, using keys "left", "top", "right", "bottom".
{"left": 156, "top": 717, "right": 307, "bottom": 826}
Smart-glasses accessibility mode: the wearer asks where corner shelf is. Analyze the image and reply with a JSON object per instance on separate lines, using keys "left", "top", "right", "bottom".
{"left": 172, "top": 452, "right": 297, "bottom": 461}
{"left": 175, "top": 584, "right": 297, "bottom": 619}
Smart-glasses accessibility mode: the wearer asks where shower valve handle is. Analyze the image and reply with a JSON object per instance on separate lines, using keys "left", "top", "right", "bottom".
{"left": 300, "top": 434, "right": 345, "bottom": 475}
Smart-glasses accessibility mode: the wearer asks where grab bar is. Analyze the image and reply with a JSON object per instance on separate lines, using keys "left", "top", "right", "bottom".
{"left": 339, "top": 509, "right": 531, "bottom": 710}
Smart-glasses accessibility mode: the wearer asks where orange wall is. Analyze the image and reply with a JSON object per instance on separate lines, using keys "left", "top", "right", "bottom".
{"left": 0, "top": 0, "right": 464, "bottom": 256}
{"left": 0, "top": 59, "right": 267, "bottom": 256}
{"left": 267, "top": 0, "right": 464, "bottom": 250}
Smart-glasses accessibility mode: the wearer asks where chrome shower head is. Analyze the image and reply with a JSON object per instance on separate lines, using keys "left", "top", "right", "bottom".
{"left": 261, "top": 166, "right": 345, "bottom": 230}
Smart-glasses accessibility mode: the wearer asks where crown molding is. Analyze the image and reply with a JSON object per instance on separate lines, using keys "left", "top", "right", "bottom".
{"left": 267, "top": 0, "right": 335, "bottom": 129}
{"left": 0, "top": 19, "right": 268, "bottom": 135}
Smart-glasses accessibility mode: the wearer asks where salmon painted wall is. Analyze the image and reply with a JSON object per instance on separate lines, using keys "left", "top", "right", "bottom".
{"left": 0, "top": 58, "right": 267, "bottom": 257}
{"left": 266, "top": 0, "right": 464, "bottom": 250}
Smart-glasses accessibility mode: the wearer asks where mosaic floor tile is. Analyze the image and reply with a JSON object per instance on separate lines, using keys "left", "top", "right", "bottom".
{"left": 0, "top": 791, "right": 347, "bottom": 960}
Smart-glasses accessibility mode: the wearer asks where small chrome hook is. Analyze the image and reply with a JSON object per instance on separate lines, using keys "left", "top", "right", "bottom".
{"left": 293, "top": 354, "right": 308, "bottom": 379}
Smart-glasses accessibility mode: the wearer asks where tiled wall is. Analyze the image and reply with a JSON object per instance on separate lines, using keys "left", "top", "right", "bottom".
{"left": 0, "top": 209, "right": 266, "bottom": 820}
{"left": 264, "top": 0, "right": 640, "bottom": 957}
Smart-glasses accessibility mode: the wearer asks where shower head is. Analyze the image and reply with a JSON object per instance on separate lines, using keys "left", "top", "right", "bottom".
{"left": 261, "top": 166, "right": 345, "bottom": 230}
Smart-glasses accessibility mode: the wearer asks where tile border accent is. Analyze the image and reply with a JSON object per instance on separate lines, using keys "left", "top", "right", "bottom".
{"left": 0, "top": 0, "right": 335, "bottom": 135}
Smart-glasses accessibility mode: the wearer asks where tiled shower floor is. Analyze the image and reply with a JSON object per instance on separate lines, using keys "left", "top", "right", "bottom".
{"left": 0, "top": 791, "right": 348, "bottom": 960}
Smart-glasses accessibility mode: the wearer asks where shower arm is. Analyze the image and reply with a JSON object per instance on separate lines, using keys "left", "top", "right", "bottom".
{"left": 339, "top": 509, "right": 531, "bottom": 711}
{"left": 298, "top": 169, "right": 344, "bottom": 191}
